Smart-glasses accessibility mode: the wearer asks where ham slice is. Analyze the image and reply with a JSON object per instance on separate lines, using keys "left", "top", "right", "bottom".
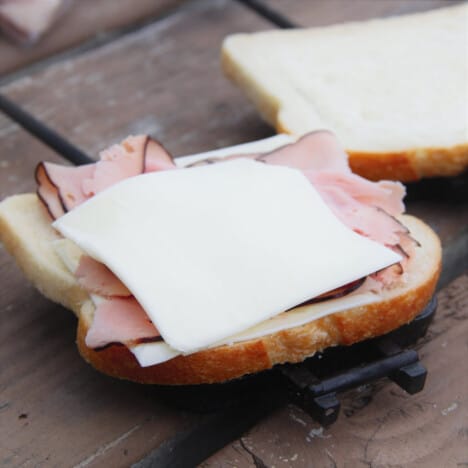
{"left": 36, "top": 135, "right": 175, "bottom": 220}
{"left": 258, "top": 131, "right": 350, "bottom": 173}
{"left": 76, "top": 255, "right": 131, "bottom": 297}
{"left": 82, "top": 135, "right": 148, "bottom": 196}
{"left": 307, "top": 171, "right": 405, "bottom": 217}
{"left": 144, "top": 138, "right": 176, "bottom": 172}
{"left": 309, "top": 183, "right": 406, "bottom": 246}
{"left": 208, "top": 131, "right": 349, "bottom": 172}
{"left": 35, "top": 162, "right": 95, "bottom": 219}
{"left": 85, "top": 297, "right": 160, "bottom": 349}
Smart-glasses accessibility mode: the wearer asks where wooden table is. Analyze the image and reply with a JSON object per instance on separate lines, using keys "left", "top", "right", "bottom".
{"left": 0, "top": 1, "right": 466, "bottom": 466}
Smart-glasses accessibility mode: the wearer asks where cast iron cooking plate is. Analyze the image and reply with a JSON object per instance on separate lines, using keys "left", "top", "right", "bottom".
{"left": 154, "top": 296, "right": 437, "bottom": 426}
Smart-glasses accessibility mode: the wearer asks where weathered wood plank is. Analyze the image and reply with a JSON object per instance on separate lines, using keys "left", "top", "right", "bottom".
{"left": 0, "top": 1, "right": 272, "bottom": 466}
{"left": 1, "top": 0, "right": 274, "bottom": 159}
{"left": 0, "top": 114, "right": 61, "bottom": 199}
{"left": 0, "top": 0, "right": 184, "bottom": 77}
{"left": 263, "top": 0, "right": 462, "bottom": 27}
{"left": 202, "top": 274, "right": 468, "bottom": 467}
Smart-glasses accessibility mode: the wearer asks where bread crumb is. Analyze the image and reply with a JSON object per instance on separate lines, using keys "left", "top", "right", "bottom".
{"left": 308, "top": 426, "right": 331, "bottom": 439}
{"left": 289, "top": 410, "right": 307, "bottom": 427}
{"left": 441, "top": 402, "right": 458, "bottom": 415}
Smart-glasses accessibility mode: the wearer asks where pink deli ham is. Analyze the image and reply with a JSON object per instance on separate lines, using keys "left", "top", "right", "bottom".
{"left": 36, "top": 131, "right": 414, "bottom": 350}
{"left": 85, "top": 297, "right": 160, "bottom": 349}
{"left": 259, "top": 131, "right": 351, "bottom": 173}
{"left": 82, "top": 134, "right": 177, "bottom": 196}
{"left": 36, "top": 135, "right": 175, "bottom": 220}
{"left": 307, "top": 171, "right": 405, "bottom": 217}
{"left": 144, "top": 138, "right": 176, "bottom": 172}
{"left": 308, "top": 180, "right": 406, "bottom": 246}
{"left": 36, "top": 162, "right": 95, "bottom": 218}
{"left": 76, "top": 255, "right": 131, "bottom": 297}
{"left": 0, "top": 0, "right": 68, "bottom": 44}
{"left": 198, "top": 131, "right": 351, "bottom": 172}
{"left": 81, "top": 135, "right": 148, "bottom": 196}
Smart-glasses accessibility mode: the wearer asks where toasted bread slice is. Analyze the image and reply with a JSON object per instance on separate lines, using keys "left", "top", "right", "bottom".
{"left": 0, "top": 193, "right": 441, "bottom": 384}
{"left": 221, "top": 4, "right": 468, "bottom": 181}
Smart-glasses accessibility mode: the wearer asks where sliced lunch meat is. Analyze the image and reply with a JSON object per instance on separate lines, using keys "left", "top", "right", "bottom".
{"left": 36, "top": 135, "right": 175, "bottom": 219}
{"left": 190, "top": 131, "right": 349, "bottom": 172}
{"left": 35, "top": 162, "right": 95, "bottom": 219}
{"left": 258, "top": 131, "right": 350, "bottom": 173}
{"left": 85, "top": 296, "right": 160, "bottom": 349}
{"left": 375, "top": 180, "right": 406, "bottom": 216}
{"left": 294, "top": 277, "right": 366, "bottom": 307}
{"left": 309, "top": 183, "right": 406, "bottom": 246}
{"left": 307, "top": 171, "right": 405, "bottom": 217}
{"left": 76, "top": 255, "right": 131, "bottom": 297}
{"left": 83, "top": 135, "right": 175, "bottom": 196}
{"left": 82, "top": 135, "right": 148, "bottom": 196}
{"left": 144, "top": 137, "right": 176, "bottom": 172}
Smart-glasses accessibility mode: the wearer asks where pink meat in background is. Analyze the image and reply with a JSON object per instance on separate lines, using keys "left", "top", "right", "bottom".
{"left": 0, "top": 0, "right": 70, "bottom": 44}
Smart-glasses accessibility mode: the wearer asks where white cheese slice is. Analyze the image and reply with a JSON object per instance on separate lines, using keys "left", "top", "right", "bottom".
{"left": 53, "top": 159, "right": 400, "bottom": 353}
{"left": 130, "top": 341, "right": 180, "bottom": 367}
{"left": 219, "top": 291, "right": 376, "bottom": 344}
{"left": 130, "top": 291, "right": 377, "bottom": 367}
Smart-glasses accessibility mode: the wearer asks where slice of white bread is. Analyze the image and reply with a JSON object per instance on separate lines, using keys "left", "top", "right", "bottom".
{"left": 222, "top": 4, "right": 468, "bottom": 181}
{"left": 0, "top": 193, "right": 441, "bottom": 384}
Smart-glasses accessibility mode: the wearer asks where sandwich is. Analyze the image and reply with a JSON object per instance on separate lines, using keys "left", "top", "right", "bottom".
{"left": 221, "top": 3, "right": 468, "bottom": 182}
{"left": 0, "top": 131, "right": 441, "bottom": 385}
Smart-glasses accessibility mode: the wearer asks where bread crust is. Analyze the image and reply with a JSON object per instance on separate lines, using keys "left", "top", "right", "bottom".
{"left": 342, "top": 146, "right": 468, "bottom": 182}
{"left": 221, "top": 47, "right": 468, "bottom": 183}
{"left": 0, "top": 195, "right": 441, "bottom": 385}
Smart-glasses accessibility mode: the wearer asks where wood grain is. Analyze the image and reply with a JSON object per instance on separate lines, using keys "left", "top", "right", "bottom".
{"left": 263, "top": 0, "right": 463, "bottom": 27}
{"left": 0, "top": 115, "right": 62, "bottom": 199}
{"left": 0, "top": 0, "right": 184, "bottom": 77}
{"left": 1, "top": 0, "right": 274, "bottom": 159}
{"left": 203, "top": 274, "right": 468, "bottom": 468}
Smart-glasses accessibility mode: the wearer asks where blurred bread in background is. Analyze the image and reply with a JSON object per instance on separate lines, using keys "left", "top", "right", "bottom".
{"left": 222, "top": 4, "right": 468, "bottom": 181}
